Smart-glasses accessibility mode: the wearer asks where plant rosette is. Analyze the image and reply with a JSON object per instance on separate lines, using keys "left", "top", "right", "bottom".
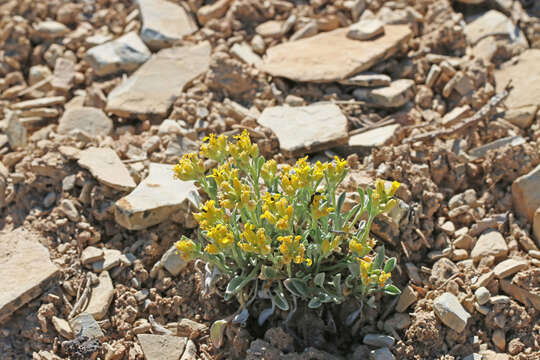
{"left": 173, "top": 130, "right": 401, "bottom": 347}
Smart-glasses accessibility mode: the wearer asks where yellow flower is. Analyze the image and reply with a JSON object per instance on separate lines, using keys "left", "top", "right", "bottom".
{"left": 239, "top": 223, "right": 271, "bottom": 256}
{"left": 261, "top": 193, "right": 293, "bottom": 230}
{"left": 200, "top": 133, "right": 228, "bottom": 162}
{"left": 175, "top": 238, "right": 197, "bottom": 260}
{"left": 350, "top": 237, "right": 374, "bottom": 257}
{"left": 311, "top": 194, "right": 334, "bottom": 220}
{"left": 173, "top": 153, "right": 205, "bottom": 181}
{"left": 206, "top": 224, "right": 235, "bottom": 249}
{"left": 378, "top": 271, "right": 391, "bottom": 287}
{"left": 261, "top": 159, "right": 278, "bottom": 185}
{"left": 229, "top": 130, "right": 258, "bottom": 168}
{"left": 209, "top": 161, "right": 237, "bottom": 186}
{"left": 277, "top": 235, "right": 305, "bottom": 264}
{"left": 313, "top": 161, "right": 328, "bottom": 181}
{"left": 205, "top": 244, "right": 219, "bottom": 255}
{"left": 193, "top": 200, "right": 226, "bottom": 230}
{"left": 326, "top": 156, "right": 348, "bottom": 184}
{"left": 373, "top": 179, "right": 400, "bottom": 210}
{"left": 322, "top": 235, "right": 341, "bottom": 256}
{"left": 359, "top": 257, "right": 372, "bottom": 284}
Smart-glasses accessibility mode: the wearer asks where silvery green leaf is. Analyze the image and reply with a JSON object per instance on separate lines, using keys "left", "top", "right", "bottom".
{"left": 258, "top": 302, "right": 275, "bottom": 326}
{"left": 384, "top": 284, "right": 401, "bottom": 296}
{"left": 225, "top": 275, "right": 245, "bottom": 300}
{"left": 210, "top": 320, "right": 227, "bottom": 348}
{"left": 273, "top": 290, "right": 289, "bottom": 311}
{"left": 384, "top": 257, "right": 396, "bottom": 273}
{"left": 348, "top": 263, "right": 360, "bottom": 278}
{"left": 308, "top": 297, "right": 322, "bottom": 309}
{"left": 331, "top": 273, "right": 342, "bottom": 295}
{"left": 260, "top": 265, "right": 280, "bottom": 280}
{"left": 314, "top": 272, "right": 325, "bottom": 287}
{"left": 373, "top": 245, "right": 385, "bottom": 270}
{"left": 336, "top": 191, "right": 346, "bottom": 215}
{"left": 284, "top": 278, "right": 309, "bottom": 298}
{"left": 366, "top": 296, "right": 377, "bottom": 309}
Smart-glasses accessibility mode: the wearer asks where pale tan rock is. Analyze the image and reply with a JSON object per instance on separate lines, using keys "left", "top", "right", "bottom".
{"left": 81, "top": 246, "right": 104, "bottom": 265}
{"left": 354, "top": 79, "right": 414, "bottom": 108}
{"left": 231, "top": 43, "right": 262, "bottom": 67}
{"left": 495, "top": 50, "right": 540, "bottom": 111}
{"left": 51, "top": 58, "right": 75, "bottom": 92}
{"left": 256, "top": 20, "right": 284, "bottom": 38}
{"left": 533, "top": 208, "right": 540, "bottom": 244}
{"left": 441, "top": 105, "right": 471, "bottom": 127}
{"left": 348, "top": 19, "right": 384, "bottom": 40}
{"left": 137, "top": 334, "right": 187, "bottom": 360}
{"left": 69, "top": 312, "right": 104, "bottom": 339}
{"left": 0, "top": 229, "right": 59, "bottom": 323}
{"left": 493, "top": 259, "right": 528, "bottom": 279}
{"left": 78, "top": 147, "right": 136, "bottom": 191}
{"left": 92, "top": 249, "right": 123, "bottom": 272}
{"left": 492, "top": 329, "right": 506, "bottom": 351}
{"left": 512, "top": 164, "right": 540, "bottom": 222}
{"left": 465, "top": 10, "right": 527, "bottom": 46}
{"left": 197, "top": 0, "right": 231, "bottom": 25}
{"left": 84, "top": 271, "right": 114, "bottom": 320}
{"left": 58, "top": 107, "right": 113, "bottom": 137}
{"left": 339, "top": 72, "right": 391, "bottom": 87}
{"left": 115, "top": 163, "right": 197, "bottom": 230}
{"left": 395, "top": 285, "right": 417, "bottom": 312}
{"left": 471, "top": 231, "right": 508, "bottom": 262}
{"left": 348, "top": 124, "right": 399, "bottom": 150}
{"left": 505, "top": 106, "right": 537, "bottom": 129}
{"left": 257, "top": 103, "right": 348, "bottom": 156}
{"left": 469, "top": 136, "right": 526, "bottom": 160}
{"left": 11, "top": 96, "right": 65, "bottom": 110}
{"left": 52, "top": 316, "right": 73, "bottom": 339}
{"left": 106, "top": 42, "right": 211, "bottom": 119}
{"left": 433, "top": 292, "right": 471, "bottom": 332}
{"left": 136, "top": 0, "right": 197, "bottom": 51}
{"left": 500, "top": 279, "right": 540, "bottom": 311}
{"left": 260, "top": 25, "right": 412, "bottom": 82}
{"left": 34, "top": 21, "right": 70, "bottom": 39}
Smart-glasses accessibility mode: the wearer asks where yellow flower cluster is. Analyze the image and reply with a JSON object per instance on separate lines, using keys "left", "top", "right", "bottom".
{"left": 176, "top": 238, "right": 197, "bottom": 260}
{"left": 200, "top": 134, "right": 228, "bottom": 162}
{"left": 373, "top": 179, "right": 400, "bottom": 211}
{"left": 280, "top": 157, "right": 329, "bottom": 197}
{"left": 278, "top": 235, "right": 309, "bottom": 265}
{"left": 321, "top": 235, "right": 341, "bottom": 257}
{"left": 229, "top": 130, "right": 259, "bottom": 168}
{"left": 349, "top": 237, "right": 376, "bottom": 258}
{"left": 239, "top": 223, "right": 271, "bottom": 256}
{"left": 378, "top": 271, "right": 391, "bottom": 287}
{"left": 326, "top": 156, "right": 348, "bottom": 184}
{"left": 173, "top": 153, "right": 206, "bottom": 181}
{"left": 213, "top": 163, "right": 251, "bottom": 210}
{"left": 260, "top": 193, "right": 293, "bottom": 230}
{"left": 261, "top": 159, "right": 278, "bottom": 185}
{"left": 194, "top": 200, "right": 226, "bottom": 231}
{"left": 311, "top": 194, "right": 334, "bottom": 220}
{"left": 206, "top": 224, "right": 235, "bottom": 253}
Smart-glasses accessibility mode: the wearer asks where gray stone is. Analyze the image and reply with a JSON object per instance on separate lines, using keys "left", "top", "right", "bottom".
{"left": 136, "top": 0, "right": 198, "bottom": 51}
{"left": 92, "top": 249, "right": 122, "bottom": 272}
{"left": 6, "top": 111, "right": 27, "bottom": 150}
{"left": 441, "top": 105, "right": 471, "bottom": 127}
{"left": 290, "top": 21, "right": 318, "bottom": 41}
{"left": 137, "top": 334, "right": 187, "bottom": 360}
{"left": 496, "top": 50, "right": 540, "bottom": 111}
{"left": 84, "top": 271, "right": 114, "bottom": 320}
{"left": 260, "top": 25, "right": 412, "bottom": 82}
{"left": 369, "top": 347, "right": 395, "bottom": 360}
{"left": 161, "top": 245, "right": 187, "bottom": 276}
{"left": 0, "top": 229, "right": 59, "bottom": 323}
{"left": 69, "top": 312, "right": 104, "bottom": 339}
{"left": 339, "top": 72, "right": 391, "bottom": 87}
{"left": 11, "top": 96, "right": 65, "bottom": 110}
{"left": 489, "top": 295, "right": 510, "bottom": 305}
{"left": 34, "top": 21, "right": 70, "bottom": 39}
{"left": 85, "top": 32, "right": 151, "bottom": 76}
{"left": 115, "top": 163, "right": 197, "bottom": 230}
{"left": 474, "top": 287, "right": 490, "bottom": 305}
{"left": 433, "top": 292, "right": 471, "bottom": 332}
{"left": 58, "top": 107, "right": 113, "bottom": 137}
{"left": 363, "top": 334, "right": 395, "bottom": 348}
{"left": 106, "top": 42, "right": 211, "bottom": 119}
{"left": 469, "top": 136, "right": 526, "bottom": 159}
{"left": 395, "top": 285, "right": 417, "bottom": 312}
{"left": 512, "top": 164, "right": 540, "bottom": 222}
{"left": 354, "top": 79, "right": 414, "bottom": 108}
{"left": 78, "top": 147, "right": 136, "bottom": 191}
{"left": 470, "top": 231, "right": 508, "bottom": 262}
{"left": 465, "top": 10, "right": 527, "bottom": 46}
{"left": 348, "top": 19, "right": 384, "bottom": 40}
{"left": 231, "top": 42, "right": 262, "bottom": 67}
{"left": 464, "top": 354, "right": 482, "bottom": 360}
{"left": 493, "top": 258, "right": 528, "bottom": 279}
{"left": 81, "top": 246, "right": 104, "bottom": 266}
{"left": 257, "top": 103, "right": 348, "bottom": 156}
{"left": 348, "top": 124, "right": 399, "bottom": 151}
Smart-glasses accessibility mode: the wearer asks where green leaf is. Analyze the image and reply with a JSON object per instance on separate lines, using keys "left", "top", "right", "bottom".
{"left": 348, "top": 262, "right": 360, "bottom": 278}
{"left": 314, "top": 273, "right": 325, "bottom": 287}
{"left": 384, "top": 257, "right": 396, "bottom": 273}
{"left": 260, "top": 265, "right": 280, "bottom": 280}
{"left": 225, "top": 276, "right": 245, "bottom": 300}
{"left": 373, "top": 245, "right": 385, "bottom": 270}
{"left": 331, "top": 274, "right": 342, "bottom": 295}
{"left": 336, "top": 191, "right": 346, "bottom": 215}
{"left": 210, "top": 320, "right": 227, "bottom": 348}
{"left": 344, "top": 275, "right": 355, "bottom": 288}
{"left": 207, "top": 177, "right": 218, "bottom": 200}
{"left": 308, "top": 297, "right": 322, "bottom": 309}
{"left": 284, "top": 278, "right": 309, "bottom": 298}
{"left": 384, "top": 284, "right": 401, "bottom": 296}
{"left": 273, "top": 290, "right": 289, "bottom": 311}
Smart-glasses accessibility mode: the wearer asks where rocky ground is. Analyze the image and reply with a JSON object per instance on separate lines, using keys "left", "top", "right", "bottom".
{"left": 0, "top": 0, "right": 539, "bottom": 359}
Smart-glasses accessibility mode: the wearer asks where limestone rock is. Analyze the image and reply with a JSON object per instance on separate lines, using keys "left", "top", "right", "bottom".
{"left": 137, "top": 334, "right": 187, "bottom": 360}
{"left": 469, "top": 136, "right": 526, "bottom": 159}
{"left": 52, "top": 316, "right": 73, "bottom": 339}
{"left": 339, "top": 72, "right": 391, "bottom": 87}
{"left": 115, "top": 163, "right": 197, "bottom": 230}
{"left": 197, "top": 0, "right": 231, "bottom": 25}
{"left": 85, "top": 32, "right": 151, "bottom": 76}
{"left": 433, "top": 292, "right": 471, "bottom": 332}
{"left": 470, "top": 231, "right": 508, "bottom": 261}
{"left": 261, "top": 25, "right": 412, "bottom": 82}
{"left": 161, "top": 245, "right": 187, "bottom": 276}
{"left": 0, "top": 229, "right": 59, "bottom": 323}
{"left": 348, "top": 19, "right": 384, "bottom": 40}
{"left": 369, "top": 347, "right": 395, "bottom": 360}
{"left": 106, "top": 42, "right": 211, "bottom": 119}
{"left": 84, "top": 271, "right": 114, "bottom": 320}
{"left": 58, "top": 107, "right": 113, "bottom": 137}
{"left": 475, "top": 287, "right": 490, "bottom": 305}
{"left": 231, "top": 42, "right": 262, "bottom": 67}
{"left": 512, "top": 164, "right": 540, "bottom": 222}
{"left": 395, "top": 285, "right": 417, "bottom": 312}
{"left": 92, "top": 249, "right": 123, "bottom": 272}
{"left": 493, "top": 259, "right": 528, "bottom": 279}
{"left": 354, "top": 79, "right": 414, "bottom": 108}
{"left": 500, "top": 279, "right": 540, "bottom": 311}
{"left": 34, "top": 21, "right": 70, "bottom": 39}
{"left": 6, "top": 111, "right": 27, "bottom": 149}
{"left": 465, "top": 10, "right": 527, "bottom": 46}
{"left": 348, "top": 124, "right": 399, "bottom": 151}
{"left": 70, "top": 312, "right": 104, "bottom": 339}
{"left": 257, "top": 103, "right": 348, "bottom": 156}
{"left": 136, "top": 0, "right": 197, "bottom": 51}
{"left": 78, "top": 147, "right": 136, "bottom": 191}
{"left": 534, "top": 208, "right": 540, "bottom": 244}
{"left": 81, "top": 246, "right": 104, "bottom": 265}
{"left": 363, "top": 334, "right": 394, "bottom": 348}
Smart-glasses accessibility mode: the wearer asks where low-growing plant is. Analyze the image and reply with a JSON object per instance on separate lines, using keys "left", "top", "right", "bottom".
{"left": 173, "top": 130, "right": 401, "bottom": 346}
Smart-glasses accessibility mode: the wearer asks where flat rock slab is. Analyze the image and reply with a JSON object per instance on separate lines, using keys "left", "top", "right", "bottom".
{"left": 137, "top": 334, "right": 187, "bottom": 360}
{"left": 57, "top": 107, "right": 113, "bottom": 137}
{"left": 85, "top": 32, "right": 151, "bottom": 76}
{"left": 70, "top": 312, "right": 104, "bottom": 339}
{"left": 495, "top": 49, "right": 540, "bottom": 110}
{"left": 471, "top": 230, "right": 508, "bottom": 261}
{"left": 0, "top": 229, "right": 59, "bottom": 323}
{"left": 260, "top": 25, "right": 412, "bottom": 82}
{"left": 257, "top": 102, "right": 348, "bottom": 156}
{"left": 468, "top": 136, "right": 526, "bottom": 159}
{"left": 106, "top": 42, "right": 211, "bottom": 119}
{"left": 339, "top": 72, "right": 391, "bottom": 87}
{"left": 136, "top": 0, "right": 197, "bottom": 51}
{"left": 78, "top": 147, "right": 136, "bottom": 191}
{"left": 433, "top": 292, "right": 471, "bottom": 332}
{"left": 512, "top": 164, "right": 540, "bottom": 222}
{"left": 354, "top": 79, "right": 415, "bottom": 108}
{"left": 493, "top": 259, "right": 528, "bottom": 279}
{"left": 500, "top": 279, "right": 540, "bottom": 311}
{"left": 465, "top": 10, "right": 527, "bottom": 46}
{"left": 84, "top": 271, "right": 114, "bottom": 320}
{"left": 348, "top": 124, "right": 399, "bottom": 150}
{"left": 115, "top": 163, "right": 196, "bottom": 230}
